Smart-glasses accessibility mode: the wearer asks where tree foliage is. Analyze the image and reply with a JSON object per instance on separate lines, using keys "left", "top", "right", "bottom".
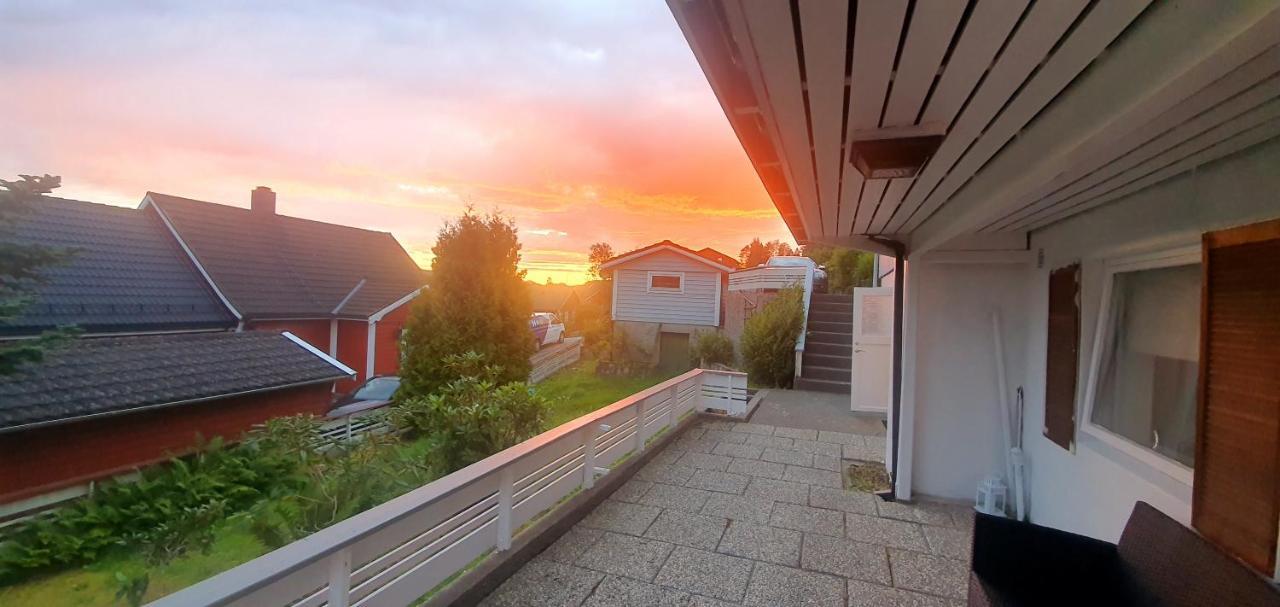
{"left": 738, "top": 237, "right": 796, "bottom": 268}
{"left": 739, "top": 286, "right": 804, "bottom": 387}
{"left": 587, "top": 242, "right": 614, "bottom": 280}
{"left": 824, "top": 248, "right": 875, "bottom": 293}
{"left": 0, "top": 174, "right": 78, "bottom": 376}
{"left": 400, "top": 209, "right": 533, "bottom": 396}
{"left": 692, "top": 331, "right": 735, "bottom": 368}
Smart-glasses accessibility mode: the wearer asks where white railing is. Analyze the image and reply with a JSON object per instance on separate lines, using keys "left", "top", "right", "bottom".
{"left": 727, "top": 265, "right": 807, "bottom": 291}
{"left": 794, "top": 265, "right": 815, "bottom": 381}
{"left": 148, "top": 368, "right": 747, "bottom": 607}
{"left": 316, "top": 411, "right": 393, "bottom": 448}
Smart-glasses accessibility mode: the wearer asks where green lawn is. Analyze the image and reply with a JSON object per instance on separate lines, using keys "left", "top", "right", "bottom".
{"left": 0, "top": 361, "right": 667, "bottom": 606}
{"left": 537, "top": 359, "right": 677, "bottom": 429}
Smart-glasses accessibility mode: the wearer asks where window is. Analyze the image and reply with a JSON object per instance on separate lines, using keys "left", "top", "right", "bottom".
{"left": 1083, "top": 247, "right": 1201, "bottom": 482}
{"left": 648, "top": 272, "right": 683, "bottom": 293}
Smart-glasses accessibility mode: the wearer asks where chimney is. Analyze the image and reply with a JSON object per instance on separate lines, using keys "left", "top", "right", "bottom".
{"left": 251, "top": 186, "right": 276, "bottom": 214}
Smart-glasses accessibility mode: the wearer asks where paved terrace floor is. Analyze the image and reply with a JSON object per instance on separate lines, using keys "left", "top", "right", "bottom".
{"left": 747, "top": 389, "right": 887, "bottom": 437}
{"left": 481, "top": 419, "right": 972, "bottom": 607}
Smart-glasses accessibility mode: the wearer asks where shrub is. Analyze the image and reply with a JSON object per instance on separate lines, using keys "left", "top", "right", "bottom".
{"left": 825, "top": 248, "right": 874, "bottom": 293}
{"left": 692, "top": 331, "right": 735, "bottom": 367}
{"left": 739, "top": 286, "right": 804, "bottom": 387}
{"left": 399, "top": 210, "right": 533, "bottom": 398}
{"left": 391, "top": 352, "right": 548, "bottom": 473}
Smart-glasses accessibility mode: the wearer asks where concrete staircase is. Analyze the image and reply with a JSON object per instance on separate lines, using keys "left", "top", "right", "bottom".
{"left": 794, "top": 292, "right": 853, "bottom": 394}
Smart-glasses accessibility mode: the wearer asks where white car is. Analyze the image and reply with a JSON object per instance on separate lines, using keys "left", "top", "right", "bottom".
{"left": 765, "top": 256, "right": 828, "bottom": 290}
{"left": 529, "top": 312, "right": 566, "bottom": 349}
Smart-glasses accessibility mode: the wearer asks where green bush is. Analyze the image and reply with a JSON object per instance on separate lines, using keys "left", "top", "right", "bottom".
{"left": 692, "top": 331, "right": 735, "bottom": 367}
{"left": 824, "top": 248, "right": 874, "bottom": 293}
{"left": 740, "top": 286, "right": 804, "bottom": 387}
{"left": 391, "top": 352, "right": 549, "bottom": 473}
{"left": 0, "top": 431, "right": 307, "bottom": 582}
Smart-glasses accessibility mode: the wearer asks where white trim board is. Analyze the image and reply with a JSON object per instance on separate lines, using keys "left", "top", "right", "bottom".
{"left": 1078, "top": 244, "right": 1201, "bottom": 487}
{"left": 369, "top": 288, "right": 422, "bottom": 322}
{"left": 599, "top": 244, "right": 735, "bottom": 273}
{"left": 331, "top": 279, "right": 367, "bottom": 315}
{"left": 140, "top": 195, "right": 242, "bottom": 320}
{"left": 645, "top": 271, "right": 686, "bottom": 294}
{"left": 282, "top": 331, "right": 357, "bottom": 377}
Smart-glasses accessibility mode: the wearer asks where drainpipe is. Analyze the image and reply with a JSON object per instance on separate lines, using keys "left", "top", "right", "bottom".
{"left": 872, "top": 238, "right": 907, "bottom": 501}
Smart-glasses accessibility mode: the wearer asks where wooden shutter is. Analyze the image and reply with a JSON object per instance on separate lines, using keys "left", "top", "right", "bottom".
{"left": 1044, "top": 263, "right": 1080, "bottom": 450}
{"left": 1194, "top": 218, "right": 1280, "bottom": 575}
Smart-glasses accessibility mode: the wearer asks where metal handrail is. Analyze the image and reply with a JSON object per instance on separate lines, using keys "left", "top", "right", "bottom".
{"left": 148, "top": 367, "right": 747, "bottom": 607}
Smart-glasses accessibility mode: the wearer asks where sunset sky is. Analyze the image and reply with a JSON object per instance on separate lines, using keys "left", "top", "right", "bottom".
{"left": 0, "top": 1, "right": 793, "bottom": 284}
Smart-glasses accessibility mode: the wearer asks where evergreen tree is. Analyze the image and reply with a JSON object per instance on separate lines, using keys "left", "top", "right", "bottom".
{"left": 398, "top": 209, "right": 533, "bottom": 397}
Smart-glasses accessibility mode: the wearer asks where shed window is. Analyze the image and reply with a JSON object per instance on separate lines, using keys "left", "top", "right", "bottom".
{"left": 1083, "top": 248, "right": 1200, "bottom": 482}
{"left": 648, "top": 272, "right": 683, "bottom": 292}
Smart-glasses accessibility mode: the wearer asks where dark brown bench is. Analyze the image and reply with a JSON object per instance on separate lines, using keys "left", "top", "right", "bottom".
{"left": 969, "top": 501, "right": 1280, "bottom": 606}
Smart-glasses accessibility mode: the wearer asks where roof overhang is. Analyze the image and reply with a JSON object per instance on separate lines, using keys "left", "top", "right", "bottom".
{"left": 668, "top": 0, "right": 1280, "bottom": 256}
{"left": 599, "top": 243, "right": 737, "bottom": 273}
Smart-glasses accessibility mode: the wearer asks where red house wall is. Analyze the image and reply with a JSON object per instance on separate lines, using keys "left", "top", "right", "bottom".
{"left": 0, "top": 383, "right": 333, "bottom": 505}
{"left": 248, "top": 319, "right": 330, "bottom": 352}
{"left": 336, "top": 319, "right": 369, "bottom": 391}
{"left": 374, "top": 303, "right": 410, "bottom": 377}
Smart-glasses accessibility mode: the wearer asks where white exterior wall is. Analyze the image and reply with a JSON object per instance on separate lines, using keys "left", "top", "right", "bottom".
{"left": 1018, "top": 138, "right": 1280, "bottom": 541}
{"left": 611, "top": 250, "right": 722, "bottom": 327}
{"left": 906, "top": 260, "right": 1030, "bottom": 501}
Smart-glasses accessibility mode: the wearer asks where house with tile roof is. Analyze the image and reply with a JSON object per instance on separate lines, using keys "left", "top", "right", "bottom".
{"left": 597, "top": 240, "right": 737, "bottom": 372}
{"left": 142, "top": 187, "right": 427, "bottom": 390}
{"left": 0, "top": 195, "right": 354, "bottom": 515}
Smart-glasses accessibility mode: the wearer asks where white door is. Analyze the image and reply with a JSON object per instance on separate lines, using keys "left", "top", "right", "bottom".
{"left": 851, "top": 287, "right": 893, "bottom": 414}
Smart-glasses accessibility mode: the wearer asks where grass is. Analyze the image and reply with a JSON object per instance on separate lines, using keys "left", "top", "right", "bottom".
{"left": 0, "top": 360, "right": 669, "bottom": 606}
{"left": 536, "top": 358, "right": 677, "bottom": 429}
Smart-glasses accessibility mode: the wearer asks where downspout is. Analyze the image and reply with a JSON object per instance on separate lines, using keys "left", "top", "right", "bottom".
{"left": 873, "top": 238, "right": 907, "bottom": 501}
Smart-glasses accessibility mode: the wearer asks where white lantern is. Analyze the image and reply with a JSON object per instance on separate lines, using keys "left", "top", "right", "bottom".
{"left": 975, "top": 476, "right": 1008, "bottom": 516}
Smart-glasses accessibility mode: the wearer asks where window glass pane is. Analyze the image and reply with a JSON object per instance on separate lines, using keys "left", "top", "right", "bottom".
{"left": 1091, "top": 263, "right": 1200, "bottom": 467}
{"left": 651, "top": 275, "right": 681, "bottom": 289}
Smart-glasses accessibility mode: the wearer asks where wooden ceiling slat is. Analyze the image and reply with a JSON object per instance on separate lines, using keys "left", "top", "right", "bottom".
{"left": 853, "top": 178, "right": 889, "bottom": 235}
{"left": 918, "top": 0, "right": 1029, "bottom": 128}
{"left": 799, "top": 0, "right": 852, "bottom": 239}
{"left": 900, "top": 0, "right": 1151, "bottom": 233}
{"left": 886, "top": 0, "right": 1089, "bottom": 234}
{"left": 995, "top": 74, "right": 1280, "bottom": 231}
{"left": 837, "top": 163, "right": 865, "bottom": 237}
{"left": 728, "top": 1, "right": 824, "bottom": 238}
{"left": 869, "top": 178, "right": 914, "bottom": 234}
{"left": 984, "top": 45, "right": 1280, "bottom": 232}
{"left": 882, "top": 0, "right": 968, "bottom": 127}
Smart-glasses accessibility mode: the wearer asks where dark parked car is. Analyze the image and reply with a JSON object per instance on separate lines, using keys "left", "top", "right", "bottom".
{"left": 327, "top": 375, "right": 400, "bottom": 419}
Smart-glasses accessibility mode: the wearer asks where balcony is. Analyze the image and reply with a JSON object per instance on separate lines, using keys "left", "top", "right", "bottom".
{"left": 151, "top": 369, "right": 967, "bottom": 606}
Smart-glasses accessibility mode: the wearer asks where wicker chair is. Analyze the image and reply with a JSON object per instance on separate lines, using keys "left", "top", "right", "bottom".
{"left": 969, "top": 501, "right": 1280, "bottom": 606}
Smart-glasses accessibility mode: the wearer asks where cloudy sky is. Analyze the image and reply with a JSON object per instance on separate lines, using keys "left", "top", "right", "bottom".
{"left": 0, "top": 1, "right": 792, "bottom": 284}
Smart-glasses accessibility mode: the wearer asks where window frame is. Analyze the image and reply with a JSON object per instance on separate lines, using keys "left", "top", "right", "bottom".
{"left": 1080, "top": 244, "right": 1201, "bottom": 486}
{"left": 646, "top": 271, "right": 685, "bottom": 294}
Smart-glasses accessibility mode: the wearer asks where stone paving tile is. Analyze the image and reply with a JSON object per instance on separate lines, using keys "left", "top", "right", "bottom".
{"left": 685, "top": 469, "right": 750, "bottom": 494}
{"left": 791, "top": 439, "right": 844, "bottom": 457}
{"left": 698, "top": 420, "right": 736, "bottom": 431}
{"left": 576, "top": 531, "right": 675, "bottom": 581}
{"left": 582, "top": 575, "right": 692, "bottom": 607}
{"left": 580, "top": 500, "right": 662, "bottom": 536}
{"left": 727, "top": 457, "right": 785, "bottom": 480}
{"left": 653, "top": 545, "right": 754, "bottom": 603}
{"left": 875, "top": 500, "right": 959, "bottom": 527}
{"left": 677, "top": 451, "right": 733, "bottom": 471}
{"left": 539, "top": 525, "right": 604, "bottom": 565}
{"left": 638, "top": 483, "right": 714, "bottom": 513}
{"left": 730, "top": 422, "right": 776, "bottom": 436}
{"left": 674, "top": 437, "right": 721, "bottom": 454}
{"left": 888, "top": 549, "right": 969, "bottom": 600}
{"left": 702, "top": 429, "right": 748, "bottom": 444}
{"left": 845, "top": 513, "right": 928, "bottom": 551}
{"left": 701, "top": 492, "right": 776, "bottom": 525}
{"left": 784, "top": 465, "right": 843, "bottom": 488}
{"left": 800, "top": 532, "right": 891, "bottom": 585}
{"left": 843, "top": 443, "right": 886, "bottom": 463}
{"left": 713, "top": 442, "right": 766, "bottom": 460}
{"left": 818, "top": 430, "right": 865, "bottom": 446}
{"left": 744, "top": 434, "right": 795, "bottom": 449}
{"left": 650, "top": 448, "right": 687, "bottom": 467}
{"left": 760, "top": 447, "right": 814, "bottom": 467}
{"left": 921, "top": 525, "right": 972, "bottom": 562}
{"left": 772, "top": 426, "right": 819, "bottom": 441}
{"left": 635, "top": 463, "right": 697, "bottom": 486}
{"left": 742, "top": 562, "right": 845, "bottom": 607}
{"left": 864, "top": 435, "right": 887, "bottom": 452}
{"left": 808, "top": 486, "right": 877, "bottom": 515}
{"left": 643, "top": 510, "right": 728, "bottom": 551}
{"left": 770, "top": 502, "right": 844, "bottom": 537}
{"left": 612, "top": 479, "right": 654, "bottom": 504}
{"left": 812, "top": 454, "right": 841, "bottom": 472}
{"left": 688, "top": 597, "right": 741, "bottom": 607}
{"left": 743, "top": 477, "right": 809, "bottom": 505}
{"left": 847, "top": 580, "right": 962, "bottom": 607}
{"left": 480, "top": 559, "right": 604, "bottom": 607}
{"left": 716, "top": 520, "right": 801, "bottom": 567}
